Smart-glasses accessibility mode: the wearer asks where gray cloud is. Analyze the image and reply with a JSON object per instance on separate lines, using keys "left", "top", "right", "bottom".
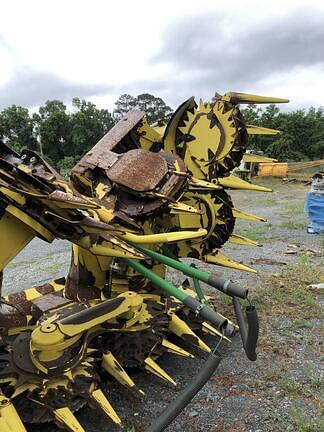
{"left": 0, "top": 34, "right": 112, "bottom": 109}
{"left": 1, "top": 6, "right": 324, "bottom": 112}
{"left": 0, "top": 67, "right": 112, "bottom": 110}
{"left": 149, "top": 8, "right": 324, "bottom": 104}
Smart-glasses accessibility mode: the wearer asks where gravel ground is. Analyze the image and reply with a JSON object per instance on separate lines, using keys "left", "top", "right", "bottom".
{"left": 2, "top": 178, "right": 323, "bottom": 432}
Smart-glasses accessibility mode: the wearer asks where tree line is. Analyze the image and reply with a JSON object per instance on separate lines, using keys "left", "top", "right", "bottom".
{"left": 0, "top": 93, "right": 323, "bottom": 175}
{"left": 241, "top": 104, "right": 324, "bottom": 161}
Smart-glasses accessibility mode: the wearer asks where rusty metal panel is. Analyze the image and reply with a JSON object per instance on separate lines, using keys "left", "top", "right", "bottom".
{"left": 73, "top": 110, "right": 145, "bottom": 175}
{"left": 107, "top": 149, "right": 168, "bottom": 192}
{"left": 31, "top": 293, "right": 72, "bottom": 314}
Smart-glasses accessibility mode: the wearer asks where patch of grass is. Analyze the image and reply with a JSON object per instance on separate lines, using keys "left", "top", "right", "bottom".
{"left": 291, "top": 318, "right": 313, "bottom": 329}
{"left": 274, "top": 402, "right": 323, "bottom": 432}
{"left": 249, "top": 255, "right": 324, "bottom": 319}
{"left": 235, "top": 222, "right": 284, "bottom": 242}
{"left": 280, "top": 201, "right": 305, "bottom": 217}
{"left": 289, "top": 405, "right": 323, "bottom": 432}
{"left": 280, "top": 220, "right": 306, "bottom": 230}
{"left": 279, "top": 378, "right": 303, "bottom": 396}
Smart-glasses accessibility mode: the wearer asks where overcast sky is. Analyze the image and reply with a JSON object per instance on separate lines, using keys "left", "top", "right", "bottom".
{"left": 1, "top": 0, "right": 323, "bottom": 112}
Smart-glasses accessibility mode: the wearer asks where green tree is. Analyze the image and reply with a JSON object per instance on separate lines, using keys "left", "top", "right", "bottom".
{"left": 70, "top": 98, "right": 114, "bottom": 157}
{"left": 241, "top": 103, "right": 262, "bottom": 124}
{"left": 33, "top": 100, "right": 71, "bottom": 165}
{"left": 113, "top": 94, "right": 136, "bottom": 120}
{"left": 113, "top": 93, "right": 173, "bottom": 124}
{"left": 134, "top": 93, "right": 173, "bottom": 124}
{"left": 57, "top": 155, "right": 79, "bottom": 178}
{"left": 241, "top": 104, "right": 262, "bottom": 150}
{"left": 0, "top": 105, "right": 38, "bottom": 153}
{"left": 241, "top": 103, "right": 324, "bottom": 161}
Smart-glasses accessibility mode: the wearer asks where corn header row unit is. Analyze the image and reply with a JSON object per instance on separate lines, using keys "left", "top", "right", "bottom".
{"left": 0, "top": 91, "right": 288, "bottom": 431}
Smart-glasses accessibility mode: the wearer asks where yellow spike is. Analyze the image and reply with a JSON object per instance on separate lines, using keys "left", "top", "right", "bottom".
{"left": 0, "top": 395, "right": 27, "bottom": 432}
{"left": 205, "top": 251, "right": 257, "bottom": 273}
{"left": 222, "top": 92, "right": 289, "bottom": 104}
{"left": 144, "top": 357, "right": 177, "bottom": 386}
{"left": 201, "top": 322, "right": 231, "bottom": 342}
{"left": 102, "top": 352, "right": 144, "bottom": 395}
{"left": 189, "top": 177, "right": 222, "bottom": 190}
{"left": 86, "top": 348, "right": 98, "bottom": 354}
{"left": 53, "top": 407, "right": 84, "bottom": 432}
{"left": 169, "top": 201, "right": 201, "bottom": 214}
{"left": 232, "top": 208, "right": 266, "bottom": 222}
{"left": 161, "top": 338, "right": 194, "bottom": 358}
{"left": 198, "top": 98, "right": 205, "bottom": 111}
{"left": 243, "top": 153, "right": 277, "bottom": 163}
{"left": 217, "top": 175, "right": 272, "bottom": 192}
{"left": 246, "top": 125, "right": 281, "bottom": 136}
{"left": 90, "top": 389, "right": 121, "bottom": 426}
{"left": 229, "top": 234, "right": 262, "bottom": 247}
{"left": 178, "top": 125, "right": 188, "bottom": 134}
{"left": 11, "top": 383, "right": 38, "bottom": 399}
{"left": 153, "top": 125, "right": 166, "bottom": 136}
{"left": 169, "top": 313, "right": 211, "bottom": 353}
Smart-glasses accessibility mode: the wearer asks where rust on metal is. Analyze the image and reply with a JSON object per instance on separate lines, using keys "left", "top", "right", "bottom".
{"left": 107, "top": 149, "right": 168, "bottom": 192}
{"left": 73, "top": 110, "right": 145, "bottom": 174}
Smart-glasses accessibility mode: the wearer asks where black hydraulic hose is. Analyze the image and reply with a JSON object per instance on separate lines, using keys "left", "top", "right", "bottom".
{"left": 232, "top": 297, "right": 258, "bottom": 361}
{"left": 245, "top": 305, "right": 259, "bottom": 361}
{"left": 233, "top": 297, "right": 247, "bottom": 343}
{"left": 146, "top": 350, "right": 222, "bottom": 432}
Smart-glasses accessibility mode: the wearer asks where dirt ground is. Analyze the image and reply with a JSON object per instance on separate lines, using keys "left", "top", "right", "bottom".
{"left": 3, "top": 178, "right": 323, "bottom": 432}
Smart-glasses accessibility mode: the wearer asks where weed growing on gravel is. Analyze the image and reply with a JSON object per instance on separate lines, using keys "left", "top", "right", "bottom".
{"left": 280, "top": 220, "right": 306, "bottom": 230}
{"left": 291, "top": 318, "right": 313, "bottom": 328}
{"left": 289, "top": 405, "right": 323, "bottom": 432}
{"left": 250, "top": 255, "right": 324, "bottom": 318}
{"left": 279, "top": 378, "right": 304, "bottom": 396}
{"left": 280, "top": 201, "right": 305, "bottom": 217}
{"left": 235, "top": 222, "right": 284, "bottom": 242}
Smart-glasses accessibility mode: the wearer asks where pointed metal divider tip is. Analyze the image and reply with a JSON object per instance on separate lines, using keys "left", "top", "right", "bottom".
{"left": 246, "top": 125, "right": 281, "bottom": 135}
{"left": 232, "top": 208, "right": 266, "bottom": 222}
{"left": 205, "top": 251, "right": 257, "bottom": 273}
{"left": 102, "top": 352, "right": 144, "bottom": 395}
{"left": 218, "top": 175, "right": 272, "bottom": 192}
{"left": 161, "top": 338, "right": 194, "bottom": 358}
{"left": 53, "top": 407, "right": 85, "bottom": 432}
{"left": 90, "top": 389, "right": 122, "bottom": 425}
{"left": 222, "top": 92, "right": 289, "bottom": 104}
{"left": 201, "top": 322, "right": 231, "bottom": 342}
{"left": 169, "top": 201, "right": 201, "bottom": 214}
{"left": 144, "top": 356, "right": 177, "bottom": 386}
{"left": 169, "top": 313, "right": 211, "bottom": 353}
{"left": 229, "top": 234, "right": 262, "bottom": 247}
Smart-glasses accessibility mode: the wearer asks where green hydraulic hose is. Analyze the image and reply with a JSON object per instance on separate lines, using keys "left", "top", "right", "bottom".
{"left": 122, "top": 258, "right": 227, "bottom": 330}
{"left": 123, "top": 258, "right": 187, "bottom": 301}
{"left": 190, "top": 263, "right": 209, "bottom": 305}
{"left": 129, "top": 243, "right": 248, "bottom": 299}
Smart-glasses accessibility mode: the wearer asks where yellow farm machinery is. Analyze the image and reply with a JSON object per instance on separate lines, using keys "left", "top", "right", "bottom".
{"left": 0, "top": 91, "right": 288, "bottom": 431}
